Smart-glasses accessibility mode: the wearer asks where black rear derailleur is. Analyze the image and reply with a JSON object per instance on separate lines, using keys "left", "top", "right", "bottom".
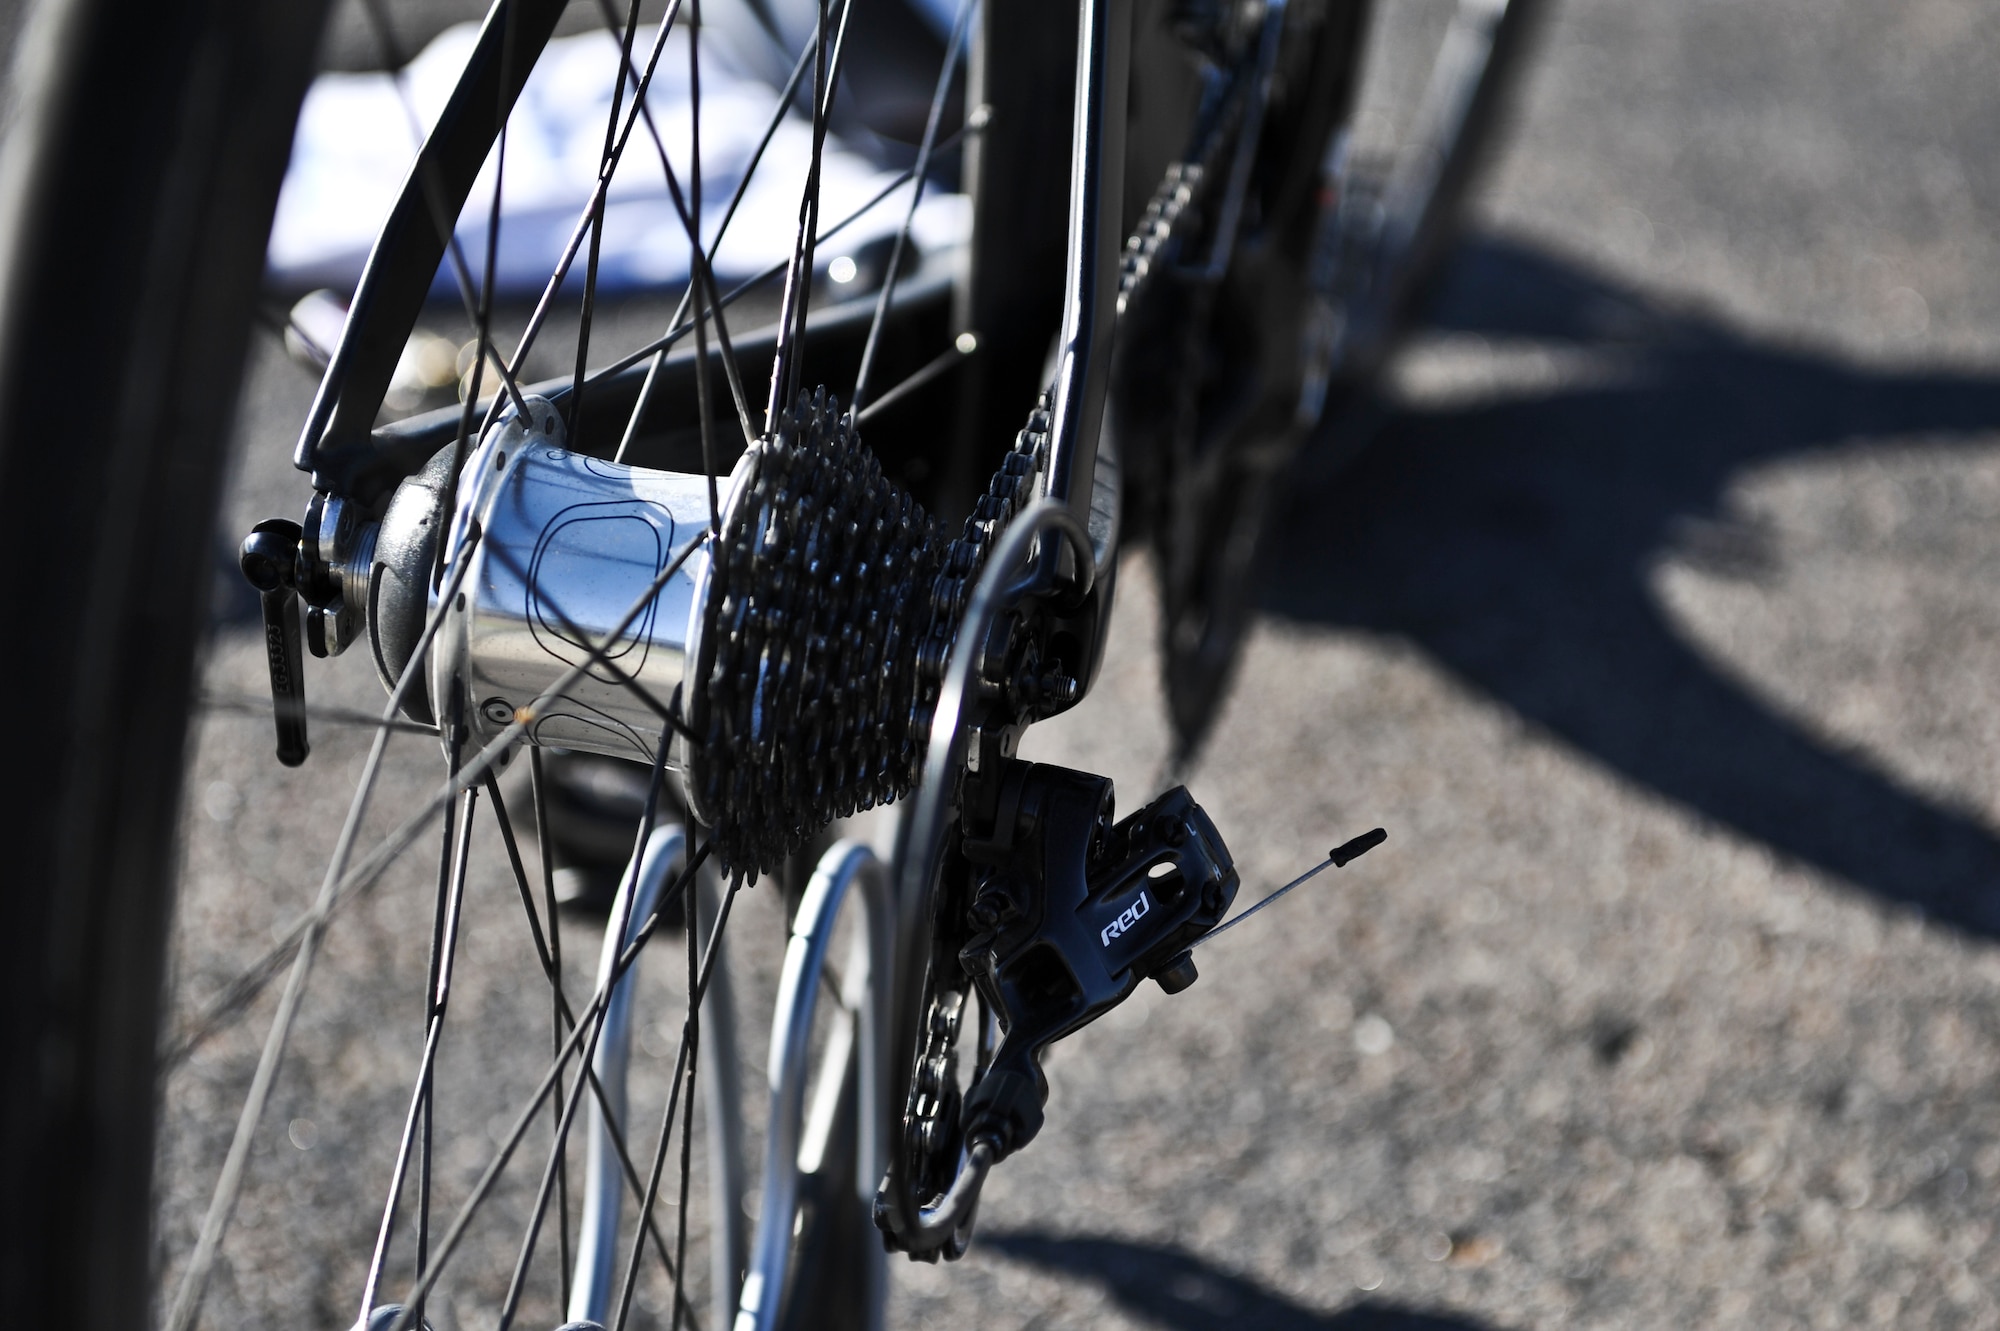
{"left": 954, "top": 759, "right": 1239, "bottom": 1159}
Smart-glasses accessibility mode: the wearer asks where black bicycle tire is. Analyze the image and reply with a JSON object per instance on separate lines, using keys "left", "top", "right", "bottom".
{"left": 0, "top": 0, "right": 329, "bottom": 1324}
{"left": 1146, "top": 0, "right": 1545, "bottom": 758}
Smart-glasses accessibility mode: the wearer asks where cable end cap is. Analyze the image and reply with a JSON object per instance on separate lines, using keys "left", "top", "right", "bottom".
{"left": 1331, "top": 827, "right": 1387, "bottom": 867}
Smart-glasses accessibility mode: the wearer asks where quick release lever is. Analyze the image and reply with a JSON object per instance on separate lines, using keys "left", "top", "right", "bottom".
{"left": 239, "top": 518, "right": 310, "bottom": 767}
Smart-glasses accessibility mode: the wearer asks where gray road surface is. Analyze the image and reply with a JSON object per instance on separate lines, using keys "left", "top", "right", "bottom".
{"left": 159, "top": 0, "right": 2000, "bottom": 1328}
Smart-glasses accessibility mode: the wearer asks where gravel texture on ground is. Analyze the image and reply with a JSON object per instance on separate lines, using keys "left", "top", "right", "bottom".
{"left": 153, "top": 0, "right": 2000, "bottom": 1328}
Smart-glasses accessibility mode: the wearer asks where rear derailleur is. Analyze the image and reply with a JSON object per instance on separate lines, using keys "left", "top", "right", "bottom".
{"left": 881, "top": 757, "right": 1241, "bottom": 1259}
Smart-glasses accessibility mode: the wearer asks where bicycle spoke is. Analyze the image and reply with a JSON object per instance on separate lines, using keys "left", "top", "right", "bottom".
{"left": 436, "top": 0, "right": 529, "bottom": 588}
{"left": 637, "top": 90, "right": 760, "bottom": 458}
{"left": 614, "top": 30, "right": 822, "bottom": 463}
{"left": 565, "top": 0, "right": 650, "bottom": 445}
{"left": 417, "top": 771, "right": 481, "bottom": 1324}
{"left": 587, "top": 125, "right": 976, "bottom": 389}
{"left": 667, "top": 911, "right": 701, "bottom": 1331}
{"left": 571, "top": 0, "right": 762, "bottom": 493}
{"left": 485, "top": 772, "right": 708, "bottom": 1327}
{"left": 486, "top": 770, "right": 564, "bottom": 1035}
{"left": 379, "top": 838, "right": 716, "bottom": 1331}
{"left": 853, "top": 333, "right": 977, "bottom": 426}
{"left": 610, "top": 878, "right": 741, "bottom": 1331}
{"left": 482, "top": 0, "right": 691, "bottom": 436}
{"left": 352, "top": 776, "right": 475, "bottom": 1326}
{"left": 525, "top": 751, "right": 574, "bottom": 1305}
{"left": 194, "top": 693, "right": 435, "bottom": 736}
{"left": 766, "top": 0, "right": 856, "bottom": 422}
{"left": 850, "top": 0, "right": 975, "bottom": 412}
{"left": 164, "top": 519, "right": 494, "bottom": 1331}
{"left": 687, "top": 0, "right": 721, "bottom": 530}
{"left": 358, "top": 1018, "right": 442, "bottom": 1318}
{"left": 492, "top": 718, "right": 672, "bottom": 1330}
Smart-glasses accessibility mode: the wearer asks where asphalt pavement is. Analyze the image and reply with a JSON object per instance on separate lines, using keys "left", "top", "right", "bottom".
{"left": 156, "top": 0, "right": 2000, "bottom": 1327}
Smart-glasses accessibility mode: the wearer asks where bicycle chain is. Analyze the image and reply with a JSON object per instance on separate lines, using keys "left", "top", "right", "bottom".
{"left": 909, "top": 396, "right": 1052, "bottom": 742}
{"left": 1116, "top": 23, "right": 1270, "bottom": 314}
{"left": 895, "top": 404, "right": 1051, "bottom": 1232}
{"left": 1119, "top": 162, "right": 1208, "bottom": 306}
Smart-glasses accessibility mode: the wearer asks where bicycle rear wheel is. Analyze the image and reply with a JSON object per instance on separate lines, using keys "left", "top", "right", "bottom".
{"left": 0, "top": 0, "right": 986, "bottom": 1323}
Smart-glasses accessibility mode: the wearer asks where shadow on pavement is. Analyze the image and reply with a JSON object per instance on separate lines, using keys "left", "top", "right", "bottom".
{"left": 1267, "top": 235, "right": 2000, "bottom": 936}
{"left": 984, "top": 1230, "right": 1502, "bottom": 1331}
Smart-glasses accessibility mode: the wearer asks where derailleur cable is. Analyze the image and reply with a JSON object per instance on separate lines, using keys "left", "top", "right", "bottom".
{"left": 1192, "top": 826, "right": 1387, "bottom": 951}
